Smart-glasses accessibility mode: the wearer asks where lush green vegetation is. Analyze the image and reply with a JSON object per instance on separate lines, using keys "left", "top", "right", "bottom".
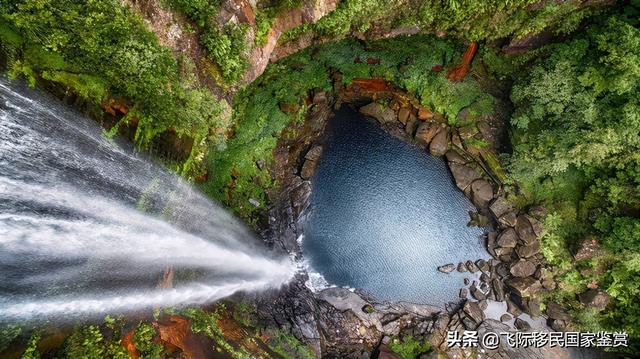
{"left": 20, "top": 332, "right": 40, "bottom": 359}
{"left": 180, "top": 306, "right": 253, "bottom": 358}
{"left": 388, "top": 335, "right": 432, "bottom": 359}
{"left": 1, "top": 0, "right": 638, "bottom": 355}
{"left": 266, "top": 329, "right": 315, "bottom": 359}
{"left": 280, "top": 0, "right": 597, "bottom": 45}
{"left": 204, "top": 35, "right": 495, "bottom": 220}
{"left": 162, "top": 0, "right": 219, "bottom": 28}
{"left": 163, "top": 0, "right": 250, "bottom": 84}
{"left": 495, "top": 9, "right": 640, "bottom": 352}
{"left": 0, "top": 0, "right": 230, "bottom": 177}
{"left": 59, "top": 316, "right": 131, "bottom": 358}
{"left": 254, "top": 0, "right": 303, "bottom": 46}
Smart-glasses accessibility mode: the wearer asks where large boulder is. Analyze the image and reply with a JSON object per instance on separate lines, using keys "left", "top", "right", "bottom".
{"left": 574, "top": 237, "right": 601, "bottom": 261}
{"left": 546, "top": 302, "right": 571, "bottom": 321}
{"left": 489, "top": 196, "right": 518, "bottom": 227}
{"left": 470, "top": 179, "right": 493, "bottom": 208}
{"left": 510, "top": 260, "right": 537, "bottom": 278}
{"left": 300, "top": 145, "right": 323, "bottom": 179}
{"left": 506, "top": 298, "right": 523, "bottom": 316}
{"left": 429, "top": 127, "right": 449, "bottom": 156}
{"left": 516, "top": 241, "right": 541, "bottom": 258}
{"left": 514, "top": 318, "right": 532, "bottom": 331}
{"left": 397, "top": 107, "right": 411, "bottom": 125}
{"left": 505, "top": 277, "right": 542, "bottom": 298}
{"left": 579, "top": 289, "right": 611, "bottom": 310}
{"left": 470, "top": 284, "right": 486, "bottom": 301}
{"left": 445, "top": 150, "right": 467, "bottom": 164}
{"left": 414, "top": 122, "right": 440, "bottom": 146}
{"left": 360, "top": 102, "right": 396, "bottom": 124}
{"left": 497, "top": 228, "right": 518, "bottom": 248}
{"left": 515, "top": 215, "right": 538, "bottom": 245}
{"left": 448, "top": 163, "right": 481, "bottom": 191}
{"left": 462, "top": 300, "right": 485, "bottom": 325}
{"left": 304, "top": 145, "right": 323, "bottom": 162}
{"left": 300, "top": 159, "right": 317, "bottom": 179}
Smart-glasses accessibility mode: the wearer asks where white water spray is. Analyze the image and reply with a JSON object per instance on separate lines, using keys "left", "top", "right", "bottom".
{"left": 0, "top": 80, "right": 295, "bottom": 321}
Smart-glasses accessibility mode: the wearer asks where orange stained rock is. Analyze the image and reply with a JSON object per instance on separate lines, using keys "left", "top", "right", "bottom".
{"left": 446, "top": 41, "right": 479, "bottom": 82}
{"left": 121, "top": 330, "right": 140, "bottom": 359}
{"left": 101, "top": 98, "right": 129, "bottom": 116}
{"left": 350, "top": 77, "right": 390, "bottom": 92}
{"left": 156, "top": 316, "right": 207, "bottom": 359}
{"left": 417, "top": 106, "right": 435, "bottom": 120}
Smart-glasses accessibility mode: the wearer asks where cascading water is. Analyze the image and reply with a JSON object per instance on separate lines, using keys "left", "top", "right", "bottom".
{"left": 0, "top": 79, "right": 295, "bottom": 322}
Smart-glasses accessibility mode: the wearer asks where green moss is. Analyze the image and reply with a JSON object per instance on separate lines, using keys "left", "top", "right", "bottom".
{"left": 20, "top": 332, "right": 40, "bottom": 359}
{"left": 133, "top": 322, "right": 163, "bottom": 358}
{"left": 254, "top": 10, "right": 273, "bottom": 46}
{"left": 180, "top": 307, "right": 252, "bottom": 359}
{"left": 162, "top": 0, "right": 220, "bottom": 28}
{"left": 388, "top": 335, "right": 431, "bottom": 359}
{"left": 266, "top": 330, "right": 316, "bottom": 359}
{"left": 255, "top": 0, "right": 302, "bottom": 46}
{"left": 63, "top": 323, "right": 129, "bottom": 359}
{"left": 200, "top": 22, "right": 249, "bottom": 84}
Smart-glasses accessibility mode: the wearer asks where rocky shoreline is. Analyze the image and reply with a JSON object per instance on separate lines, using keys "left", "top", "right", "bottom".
{"left": 256, "top": 77, "right": 603, "bottom": 358}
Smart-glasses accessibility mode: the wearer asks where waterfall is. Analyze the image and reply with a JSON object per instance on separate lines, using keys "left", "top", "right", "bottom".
{"left": 0, "top": 79, "right": 295, "bottom": 321}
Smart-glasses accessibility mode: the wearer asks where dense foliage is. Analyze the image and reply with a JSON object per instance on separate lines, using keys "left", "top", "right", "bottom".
{"left": 52, "top": 316, "right": 131, "bottom": 358}
{"left": 0, "top": 0, "right": 230, "bottom": 176}
{"left": 281, "top": 0, "right": 597, "bottom": 45}
{"left": 504, "top": 13, "right": 640, "bottom": 351}
{"left": 205, "top": 35, "right": 495, "bottom": 220}
{"left": 163, "top": 0, "right": 250, "bottom": 84}
{"left": 388, "top": 335, "right": 432, "bottom": 359}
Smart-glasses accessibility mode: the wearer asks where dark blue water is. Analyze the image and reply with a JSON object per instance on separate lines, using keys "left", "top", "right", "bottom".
{"left": 303, "top": 106, "right": 488, "bottom": 305}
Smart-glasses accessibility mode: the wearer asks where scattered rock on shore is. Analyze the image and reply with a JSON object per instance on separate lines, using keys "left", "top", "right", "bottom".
{"left": 437, "top": 263, "right": 455, "bottom": 273}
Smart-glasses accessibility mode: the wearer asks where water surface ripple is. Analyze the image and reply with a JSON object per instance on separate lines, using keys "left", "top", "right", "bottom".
{"left": 303, "top": 106, "right": 488, "bottom": 305}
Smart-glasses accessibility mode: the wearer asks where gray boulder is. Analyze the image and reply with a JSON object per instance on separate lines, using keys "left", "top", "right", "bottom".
{"left": 437, "top": 263, "right": 455, "bottom": 273}
{"left": 429, "top": 127, "right": 449, "bottom": 156}
{"left": 497, "top": 228, "right": 518, "bottom": 248}
{"left": 414, "top": 122, "right": 440, "bottom": 146}
{"left": 515, "top": 215, "right": 538, "bottom": 245}
{"left": 506, "top": 277, "right": 542, "bottom": 298}
{"left": 514, "top": 318, "right": 532, "bottom": 331}
{"left": 449, "top": 163, "right": 481, "bottom": 191}
{"left": 516, "top": 241, "right": 541, "bottom": 258}
{"left": 489, "top": 196, "right": 518, "bottom": 227}
{"left": 470, "top": 179, "right": 494, "bottom": 208}
{"left": 579, "top": 289, "right": 611, "bottom": 310}
{"left": 546, "top": 302, "right": 571, "bottom": 321}
{"left": 445, "top": 150, "right": 467, "bottom": 164}
{"left": 462, "top": 300, "right": 485, "bottom": 325}
{"left": 510, "top": 260, "right": 537, "bottom": 278}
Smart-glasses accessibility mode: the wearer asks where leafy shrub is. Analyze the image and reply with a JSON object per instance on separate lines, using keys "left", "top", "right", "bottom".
{"left": 388, "top": 335, "right": 431, "bottom": 359}
{"left": 20, "top": 332, "right": 40, "bottom": 359}
{"left": 267, "top": 330, "right": 315, "bottom": 359}
{"left": 163, "top": 0, "right": 219, "bottom": 27}
{"left": 133, "top": 322, "right": 163, "bottom": 358}
{"left": 200, "top": 23, "right": 249, "bottom": 83}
